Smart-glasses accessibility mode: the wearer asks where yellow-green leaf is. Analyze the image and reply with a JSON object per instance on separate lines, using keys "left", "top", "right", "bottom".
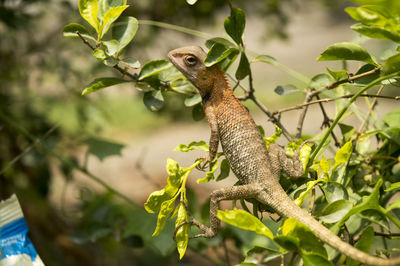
{"left": 79, "top": 0, "right": 99, "bottom": 32}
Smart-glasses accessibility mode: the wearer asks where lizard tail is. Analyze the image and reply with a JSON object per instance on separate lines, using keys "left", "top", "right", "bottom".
{"left": 257, "top": 189, "right": 400, "bottom": 266}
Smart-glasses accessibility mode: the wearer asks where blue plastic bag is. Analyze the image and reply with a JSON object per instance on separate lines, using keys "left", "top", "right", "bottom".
{"left": 0, "top": 195, "right": 44, "bottom": 266}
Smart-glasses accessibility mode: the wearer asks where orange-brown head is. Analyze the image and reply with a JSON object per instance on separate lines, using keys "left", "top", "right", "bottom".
{"left": 168, "top": 46, "right": 222, "bottom": 97}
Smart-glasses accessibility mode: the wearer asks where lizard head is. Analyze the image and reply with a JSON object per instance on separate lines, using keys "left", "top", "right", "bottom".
{"left": 168, "top": 46, "right": 217, "bottom": 96}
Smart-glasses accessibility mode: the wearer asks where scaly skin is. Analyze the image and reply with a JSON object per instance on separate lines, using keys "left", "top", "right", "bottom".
{"left": 168, "top": 46, "right": 400, "bottom": 265}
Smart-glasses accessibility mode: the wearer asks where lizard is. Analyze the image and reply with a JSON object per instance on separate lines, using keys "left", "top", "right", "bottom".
{"left": 168, "top": 45, "right": 400, "bottom": 266}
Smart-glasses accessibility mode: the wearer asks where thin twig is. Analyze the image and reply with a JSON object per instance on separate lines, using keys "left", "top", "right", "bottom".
{"left": 76, "top": 31, "right": 137, "bottom": 80}
{"left": 273, "top": 94, "right": 399, "bottom": 115}
{"left": 312, "top": 67, "right": 382, "bottom": 96}
{"left": 0, "top": 124, "right": 59, "bottom": 175}
{"left": 295, "top": 90, "right": 313, "bottom": 139}
{"left": 316, "top": 94, "right": 340, "bottom": 147}
{"left": 356, "top": 85, "right": 384, "bottom": 139}
{"left": 225, "top": 74, "right": 293, "bottom": 141}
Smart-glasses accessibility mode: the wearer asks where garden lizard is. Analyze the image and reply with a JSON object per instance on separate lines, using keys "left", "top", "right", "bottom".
{"left": 168, "top": 46, "right": 400, "bottom": 265}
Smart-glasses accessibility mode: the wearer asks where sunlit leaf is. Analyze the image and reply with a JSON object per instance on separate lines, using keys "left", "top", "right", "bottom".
{"left": 174, "top": 141, "right": 209, "bottom": 152}
{"left": 205, "top": 37, "right": 236, "bottom": 49}
{"left": 121, "top": 58, "right": 140, "bottom": 69}
{"left": 100, "top": 5, "right": 129, "bottom": 38}
{"left": 217, "top": 209, "right": 274, "bottom": 239}
{"left": 152, "top": 198, "right": 175, "bottom": 236}
{"left": 184, "top": 94, "right": 201, "bottom": 107}
{"left": 139, "top": 60, "right": 172, "bottom": 80}
{"left": 326, "top": 67, "right": 348, "bottom": 81}
{"left": 333, "top": 141, "right": 353, "bottom": 169}
{"left": 317, "top": 42, "right": 377, "bottom": 65}
{"left": 98, "top": 0, "right": 126, "bottom": 21}
{"left": 82, "top": 77, "right": 129, "bottom": 95}
{"left": 204, "top": 43, "right": 239, "bottom": 67}
{"left": 197, "top": 159, "right": 219, "bottom": 183}
{"left": 252, "top": 54, "right": 277, "bottom": 65}
{"left": 175, "top": 203, "right": 189, "bottom": 259}
{"left": 79, "top": 0, "right": 99, "bottom": 32}
{"left": 383, "top": 53, "right": 400, "bottom": 74}
{"left": 112, "top": 16, "right": 138, "bottom": 55}
{"left": 93, "top": 48, "right": 106, "bottom": 60}
{"left": 385, "top": 182, "right": 400, "bottom": 192}
{"left": 63, "top": 23, "right": 96, "bottom": 41}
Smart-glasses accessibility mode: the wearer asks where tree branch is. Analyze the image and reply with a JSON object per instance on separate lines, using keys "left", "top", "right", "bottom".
{"left": 76, "top": 31, "right": 138, "bottom": 80}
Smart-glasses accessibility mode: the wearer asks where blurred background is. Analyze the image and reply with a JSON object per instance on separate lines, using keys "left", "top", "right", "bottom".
{"left": 0, "top": 0, "right": 398, "bottom": 265}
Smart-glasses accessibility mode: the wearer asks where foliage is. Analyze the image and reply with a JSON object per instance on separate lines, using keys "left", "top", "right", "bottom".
{"left": 60, "top": 0, "right": 400, "bottom": 264}
{"left": 1, "top": 0, "right": 400, "bottom": 265}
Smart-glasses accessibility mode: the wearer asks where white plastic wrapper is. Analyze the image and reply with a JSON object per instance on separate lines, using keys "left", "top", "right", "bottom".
{"left": 0, "top": 195, "right": 44, "bottom": 266}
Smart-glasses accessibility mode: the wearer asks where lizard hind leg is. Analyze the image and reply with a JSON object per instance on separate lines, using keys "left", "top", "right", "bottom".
{"left": 175, "top": 184, "right": 263, "bottom": 239}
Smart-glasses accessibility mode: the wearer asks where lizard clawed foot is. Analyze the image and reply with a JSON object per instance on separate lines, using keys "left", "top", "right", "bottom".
{"left": 173, "top": 218, "right": 216, "bottom": 240}
{"left": 296, "top": 139, "right": 315, "bottom": 153}
{"left": 195, "top": 157, "right": 211, "bottom": 171}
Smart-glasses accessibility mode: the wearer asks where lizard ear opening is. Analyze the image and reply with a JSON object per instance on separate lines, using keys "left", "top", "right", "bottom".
{"left": 184, "top": 55, "right": 197, "bottom": 66}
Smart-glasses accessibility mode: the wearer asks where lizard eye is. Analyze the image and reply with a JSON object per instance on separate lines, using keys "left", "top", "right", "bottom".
{"left": 184, "top": 55, "right": 197, "bottom": 66}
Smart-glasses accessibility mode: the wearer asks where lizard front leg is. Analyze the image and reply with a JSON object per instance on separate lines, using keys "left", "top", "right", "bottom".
{"left": 177, "top": 184, "right": 262, "bottom": 239}
{"left": 197, "top": 103, "right": 219, "bottom": 170}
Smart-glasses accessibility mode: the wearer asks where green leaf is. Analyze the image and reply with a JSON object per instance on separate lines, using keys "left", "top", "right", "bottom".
{"left": 98, "top": 0, "right": 126, "bottom": 21}
{"left": 216, "top": 159, "right": 230, "bottom": 181}
{"left": 383, "top": 110, "right": 400, "bottom": 128}
{"left": 252, "top": 54, "right": 277, "bottom": 65}
{"left": 383, "top": 52, "right": 400, "bottom": 74}
{"left": 235, "top": 53, "right": 250, "bottom": 80}
{"left": 205, "top": 37, "right": 236, "bottom": 49}
{"left": 175, "top": 203, "right": 189, "bottom": 259}
{"left": 322, "top": 182, "right": 348, "bottom": 203}
{"left": 330, "top": 179, "right": 383, "bottom": 234}
{"left": 310, "top": 73, "right": 334, "bottom": 89}
{"left": 63, "top": 23, "right": 96, "bottom": 41}
{"left": 339, "top": 123, "right": 356, "bottom": 142}
{"left": 217, "top": 209, "right": 274, "bottom": 239}
{"left": 301, "top": 254, "right": 333, "bottom": 266}
{"left": 280, "top": 218, "right": 328, "bottom": 258}
{"left": 121, "top": 58, "right": 140, "bottom": 69}
{"left": 385, "top": 182, "right": 400, "bottom": 192}
{"left": 358, "top": 210, "right": 389, "bottom": 230}
{"left": 139, "top": 60, "right": 172, "bottom": 80}
{"left": 294, "top": 179, "right": 324, "bottom": 206}
{"left": 274, "top": 84, "right": 298, "bottom": 95}
{"left": 92, "top": 49, "right": 106, "bottom": 60}
{"left": 153, "top": 198, "right": 176, "bottom": 236}
{"left": 350, "top": 23, "right": 400, "bottom": 43}
{"left": 326, "top": 67, "right": 348, "bottom": 81}
{"left": 204, "top": 43, "right": 239, "bottom": 67}
{"left": 84, "top": 136, "right": 125, "bottom": 161}
{"left": 386, "top": 197, "right": 400, "bottom": 211}
{"left": 79, "top": 0, "right": 99, "bottom": 32}
{"left": 224, "top": 8, "right": 246, "bottom": 45}
{"left": 346, "top": 227, "right": 374, "bottom": 266}
{"left": 333, "top": 141, "right": 353, "bottom": 169}
{"left": 166, "top": 158, "right": 184, "bottom": 188}
{"left": 143, "top": 90, "right": 164, "bottom": 111}
{"left": 104, "top": 57, "right": 118, "bottom": 67}
{"left": 112, "top": 16, "right": 138, "bottom": 55}
{"left": 102, "top": 39, "right": 119, "bottom": 56}
{"left": 100, "top": 5, "right": 129, "bottom": 38}
{"left": 174, "top": 141, "right": 209, "bottom": 152}
{"left": 144, "top": 187, "right": 176, "bottom": 213}
{"left": 317, "top": 42, "right": 377, "bottom": 65}
{"left": 82, "top": 77, "right": 129, "bottom": 95}
{"left": 184, "top": 94, "right": 201, "bottom": 107}
{"left": 319, "top": 199, "right": 353, "bottom": 223}
{"left": 192, "top": 104, "right": 205, "bottom": 121}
